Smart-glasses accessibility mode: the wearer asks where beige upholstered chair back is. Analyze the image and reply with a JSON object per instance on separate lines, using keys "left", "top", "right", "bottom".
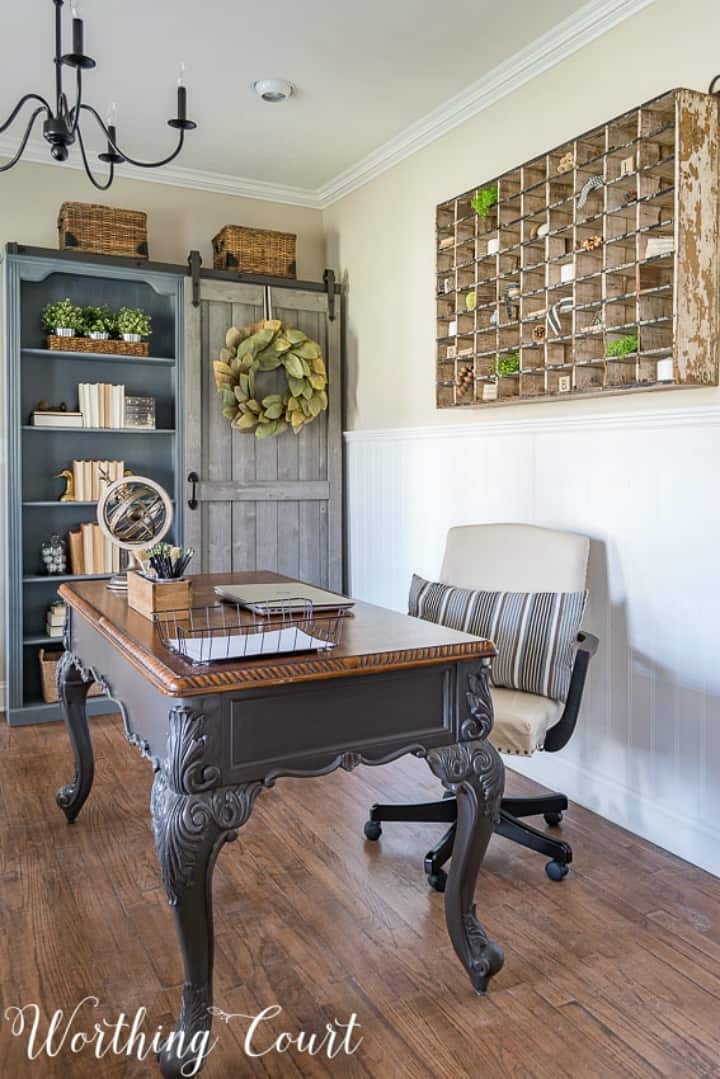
{"left": 439, "top": 523, "right": 589, "bottom": 594}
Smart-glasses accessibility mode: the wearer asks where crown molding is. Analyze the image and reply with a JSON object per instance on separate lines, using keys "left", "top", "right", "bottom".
{"left": 316, "top": 0, "right": 655, "bottom": 207}
{"left": 0, "top": 134, "right": 324, "bottom": 209}
{"left": 343, "top": 403, "right": 720, "bottom": 444}
{"left": 0, "top": 0, "right": 653, "bottom": 212}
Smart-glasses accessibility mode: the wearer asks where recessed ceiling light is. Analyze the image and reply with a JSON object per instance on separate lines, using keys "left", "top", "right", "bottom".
{"left": 253, "top": 79, "right": 294, "bottom": 103}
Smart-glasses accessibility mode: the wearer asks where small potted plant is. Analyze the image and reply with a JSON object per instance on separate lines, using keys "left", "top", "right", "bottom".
{"left": 606, "top": 334, "right": 638, "bottom": 358}
{"left": 41, "top": 298, "right": 84, "bottom": 338}
{"left": 497, "top": 351, "right": 520, "bottom": 377}
{"left": 471, "top": 186, "right": 499, "bottom": 233}
{"left": 117, "top": 306, "right": 152, "bottom": 343}
{"left": 82, "top": 304, "right": 116, "bottom": 340}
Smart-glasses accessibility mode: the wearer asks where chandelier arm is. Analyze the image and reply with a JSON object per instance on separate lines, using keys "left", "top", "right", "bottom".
{"left": 79, "top": 103, "right": 186, "bottom": 168}
{"left": 0, "top": 93, "right": 51, "bottom": 136}
{"left": 0, "top": 107, "right": 48, "bottom": 173}
{"left": 66, "top": 67, "right": 83, "bottom": 137}
{"left": 76, "top": 123, "right": 115, "bottom": 190}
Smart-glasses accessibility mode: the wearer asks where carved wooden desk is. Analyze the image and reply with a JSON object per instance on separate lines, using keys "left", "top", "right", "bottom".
{"left": 57, "top": 572, "right": 504, "bottom": 1078}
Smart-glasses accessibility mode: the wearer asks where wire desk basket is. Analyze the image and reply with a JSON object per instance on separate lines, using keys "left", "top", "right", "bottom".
{"left": 154, "top": 599, "right": 347, "bottom": 666}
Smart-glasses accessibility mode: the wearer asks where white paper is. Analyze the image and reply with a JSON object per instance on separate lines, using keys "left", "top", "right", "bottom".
{"left": 169, "top": 626, "right": 333, "bottom": 663}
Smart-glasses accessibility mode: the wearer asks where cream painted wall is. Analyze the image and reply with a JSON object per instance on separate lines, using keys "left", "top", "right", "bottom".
{"left": 0, "top": 161, "right": 326, "bottom": 274}
{"left": 0, "top": 162, "right": 325, "bottom": 708}
{"left": 325, "top": 0, "right": 720, "bottom": 873}
{"left": 323, "top": 0, "right": 720, "bottom": 431}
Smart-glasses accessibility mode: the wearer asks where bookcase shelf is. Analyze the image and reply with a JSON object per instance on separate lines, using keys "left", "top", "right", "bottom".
{"left": 4, "top": 249, "right": 184, "bottom": 726}
{"left": 22, "top": 425, "right": 176, "bottom": 434}
{"left": 23, "top": 573, "right": 113, "bottom": 584}
{"left": 436, "top": 89, "right": 719, "bottom": 408}
{"left": 22, "top": 348, "right": 175, "bottom": 367}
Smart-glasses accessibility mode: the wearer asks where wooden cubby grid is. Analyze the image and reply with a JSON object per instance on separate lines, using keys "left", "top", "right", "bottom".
{"left": 435, "top": 88, "right": 720, "bottom": 408}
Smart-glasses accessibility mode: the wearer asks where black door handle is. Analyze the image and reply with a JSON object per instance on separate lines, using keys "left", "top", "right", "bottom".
{"left": 187, "top": 471, "right": 199, "bottom": 510}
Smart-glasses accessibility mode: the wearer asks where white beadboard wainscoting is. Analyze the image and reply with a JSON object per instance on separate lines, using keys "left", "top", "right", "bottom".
{"left": 345, "top": 404, "right": 720, "bottom": 877}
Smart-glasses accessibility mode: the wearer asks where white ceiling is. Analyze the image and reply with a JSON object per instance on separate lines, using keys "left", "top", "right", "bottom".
{"left": 0, "top": 0, "right": 648, "bottom": 204}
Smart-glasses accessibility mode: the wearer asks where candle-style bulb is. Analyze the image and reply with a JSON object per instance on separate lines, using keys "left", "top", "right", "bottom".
{"left": 106, "top": 102, "right": 117, "bottom": 128}
{"left": 72, "top": 4, "right": 81, "bottom": 16}
{"left": 177, "top": 62, "right": 186, "bottom": 88}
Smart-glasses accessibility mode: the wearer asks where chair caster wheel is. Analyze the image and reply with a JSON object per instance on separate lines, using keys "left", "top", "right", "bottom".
{"left": 545, "top": 859, "right": 569, "bottom": 881}
{"left": 363, "top": 820, "right": 382, "bottom": 841}
{"left": 544, "top": 811, "right": 563, "bottom": 826}
{"left": 427, "top": 870, "right": 447, "bottom": 893}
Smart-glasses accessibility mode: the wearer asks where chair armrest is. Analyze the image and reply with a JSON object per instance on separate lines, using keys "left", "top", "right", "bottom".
{"left": 576, "top": 630, "right": 599, "bottom": 657}
{"left": 543, "top": 629, "right": 599, "bottom": 753}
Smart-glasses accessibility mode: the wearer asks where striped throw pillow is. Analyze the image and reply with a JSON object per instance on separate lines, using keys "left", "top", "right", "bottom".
{"left": 408, "top": 574, "right": 587, "bottom": 702}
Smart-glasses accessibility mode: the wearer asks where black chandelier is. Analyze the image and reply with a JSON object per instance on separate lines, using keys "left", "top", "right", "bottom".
{"left": 0, "top": 0, "right": 196, "bottom": 190}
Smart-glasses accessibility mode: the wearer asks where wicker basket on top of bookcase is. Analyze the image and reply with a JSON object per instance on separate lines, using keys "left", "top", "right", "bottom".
{"left": 435, "top": 88, "right": 720, "bottom": 408}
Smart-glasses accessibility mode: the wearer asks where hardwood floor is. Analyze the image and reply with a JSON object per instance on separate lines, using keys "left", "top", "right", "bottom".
{"left": 1, "top": 714, "right": 720, "bottom": 1078}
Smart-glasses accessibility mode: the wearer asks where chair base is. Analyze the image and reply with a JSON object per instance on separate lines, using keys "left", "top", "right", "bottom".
{"left": 365, "top": 791, "right": 572, "bottom": 887}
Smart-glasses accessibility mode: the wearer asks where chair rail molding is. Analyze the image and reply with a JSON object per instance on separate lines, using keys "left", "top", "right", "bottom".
{"left": 345, "top": 403, "right": 720, "bottom": 877}
{"left": 343, "top": 403, "right": 720, "bottom": 444}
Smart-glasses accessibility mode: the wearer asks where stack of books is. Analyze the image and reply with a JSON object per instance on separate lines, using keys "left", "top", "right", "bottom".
{"left": 78, "top": 383, "right": 125, "bottom": 428}
{"left": 46, "top": 601, "right": 67, "bottom": 639}
{"left": 68, "top": 523, "right": 120, "bottom": 576}
{"left": 31, "top": 410, "right": 83, "bottom": 428}
{"left": 71, "top": 460, "right": 125, "bottom": 502}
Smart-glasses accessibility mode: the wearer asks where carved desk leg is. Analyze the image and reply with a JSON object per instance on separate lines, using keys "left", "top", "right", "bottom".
{"left": 56, "top": 651, "right": 96, "bottom": 823}
{"left": 426, "top": 664, "right": 505, "bottom": 994}
{"left": 151, "top": 705, "right": 262, "bottom": 1079}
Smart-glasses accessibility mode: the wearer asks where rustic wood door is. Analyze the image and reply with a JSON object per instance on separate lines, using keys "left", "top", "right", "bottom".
{"left": 184, "top": 277, "right": 342, "bottom": 590}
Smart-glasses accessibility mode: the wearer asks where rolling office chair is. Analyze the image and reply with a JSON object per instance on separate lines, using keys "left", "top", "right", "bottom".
{"left": 364, "top": 524, "right": 599, "bottom": 888}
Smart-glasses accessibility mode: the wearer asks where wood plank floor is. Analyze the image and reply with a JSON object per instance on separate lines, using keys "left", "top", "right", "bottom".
{"left": 1, "top": 714, "right": 720, "bottom": 1078}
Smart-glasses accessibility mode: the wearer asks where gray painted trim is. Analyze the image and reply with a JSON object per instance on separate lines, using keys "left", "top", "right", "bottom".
{"left": 6, "top": 696, "right": 118, "bottom": 727}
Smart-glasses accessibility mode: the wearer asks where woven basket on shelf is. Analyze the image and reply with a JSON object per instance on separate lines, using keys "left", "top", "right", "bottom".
{"left": 39, "top": 648, "right": 103, "bottom": 704}
{"left": 58, "top": 202, "right": 149, "bottom": 259}
{"left": 212, "top": 225, "right": 296, "bottom": 278}
{"left": 46, "top": 335, "right": 150, "bottom": 357}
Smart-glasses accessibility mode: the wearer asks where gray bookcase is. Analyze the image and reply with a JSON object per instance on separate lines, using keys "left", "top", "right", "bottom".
{"left": 3, "top": 248, "right": 184, "bottom": 725}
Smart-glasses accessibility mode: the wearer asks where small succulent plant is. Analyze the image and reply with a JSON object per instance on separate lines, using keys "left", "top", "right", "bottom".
{"left": 117, "top": 307, "right": 152, "bottom": 337}
{"left": 82, "top": 305, "right": 117, "bottom": 335}
{"left": 497, "top": 351, "right": 520, "bottom": 377}
{"left": 471, "top": 186, "right": 499, "bottom": 219}
{"left": 41, "top": 298, "right": 84, "bottom": 332}
{"left": 606, "top": 334, "right": 638, "bottom": 357}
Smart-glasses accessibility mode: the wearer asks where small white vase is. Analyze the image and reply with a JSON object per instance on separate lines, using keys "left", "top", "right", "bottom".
{"left": 122, "top": 333, "right": 142, "bottom": 343}
{"left": 88, "top": 331, "right": 109, "bottom": 340}
{"left": 656, "top": 358, "right": 674, "bottom": 382}
{"left": 54, "top": 327, "right": 74, "bottom": 337}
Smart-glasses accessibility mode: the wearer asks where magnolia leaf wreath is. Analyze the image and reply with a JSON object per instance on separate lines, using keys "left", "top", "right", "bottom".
{"left": 213, "top": 319, "right": 328, "bottom": 438}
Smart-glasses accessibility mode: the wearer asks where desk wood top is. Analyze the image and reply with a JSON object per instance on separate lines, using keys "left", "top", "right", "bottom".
{"left": 59, "top": 572, "right": 495, "bottom": 698}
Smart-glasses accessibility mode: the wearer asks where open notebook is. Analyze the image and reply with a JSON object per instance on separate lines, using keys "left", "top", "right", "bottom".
{"left": 213, "top": 582, "right": 355, "bottom": 615}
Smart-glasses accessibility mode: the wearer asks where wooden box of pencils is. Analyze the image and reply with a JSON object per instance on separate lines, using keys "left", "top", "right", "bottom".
{"left": 127, "top": 572, "right": 192, "bottom": 621}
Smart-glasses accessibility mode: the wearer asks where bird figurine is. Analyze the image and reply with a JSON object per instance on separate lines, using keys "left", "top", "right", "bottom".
{"left": 54, "top": 469, "right": 75, "bottom": 502}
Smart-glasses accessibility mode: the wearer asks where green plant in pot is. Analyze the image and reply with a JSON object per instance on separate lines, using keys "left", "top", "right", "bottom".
{"left": 606, "top": 334, "right": 638, "bottom": 358}
{"left": 497, "top": 351, "right": 520, "bottom": 377}
{"left": 471, "top": 185, "right": 499, "bottom": 220}
{"left": 82, "top": 305, "right": 116, "bottom": 340}
{"left": 117, "top": 306, "right": 152, "bottom": 342}
{"left": 41, "top": 298, "right": 84, "bottom": 338}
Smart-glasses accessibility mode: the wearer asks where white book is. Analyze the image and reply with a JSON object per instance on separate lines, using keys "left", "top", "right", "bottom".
{"left": 120, "top": 384, "right": 125, "bottom": 428}
{"left": 31, "top": 411, "right": 83, "bottom": 428}
{"left": 90, "top": 384, "right": 99, "bottom": 429}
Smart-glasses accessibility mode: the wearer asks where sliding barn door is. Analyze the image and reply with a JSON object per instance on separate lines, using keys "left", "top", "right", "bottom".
{"left": 184, "top": 277, "right": 342, "bottom": 590}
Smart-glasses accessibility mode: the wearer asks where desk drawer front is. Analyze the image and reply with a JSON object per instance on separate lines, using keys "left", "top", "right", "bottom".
{"left": 227, "top": 666, "right": 455, "bottom": 781}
